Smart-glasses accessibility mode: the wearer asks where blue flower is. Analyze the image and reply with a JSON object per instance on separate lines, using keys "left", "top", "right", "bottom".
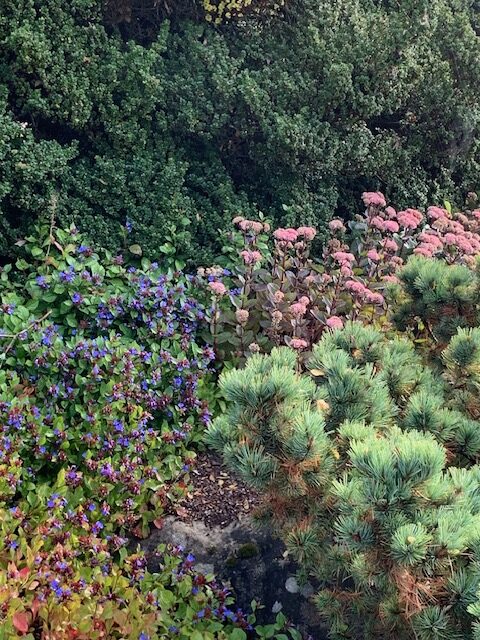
{"left": 35, "top": 275, "right": 49, "bottom": 289}
{"left": 92, "top": 521, "right": 104, "bottom": 534}
{"left": 71, "top": 292, "right": 83, "bottom": 305}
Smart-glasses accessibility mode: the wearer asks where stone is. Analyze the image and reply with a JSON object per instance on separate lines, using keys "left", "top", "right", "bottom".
{"left": 272, "top": 601, "right": 283, "bottom": 613}
{"left": 138, "top": 514, "right": 327, "bottom": 639}
{"left": 285, "top": 577, "right": 299, "bottom": 593}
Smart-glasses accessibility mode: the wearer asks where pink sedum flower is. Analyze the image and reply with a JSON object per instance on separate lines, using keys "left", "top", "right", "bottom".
{"left": 367, "top": 249, "right": 381, "bottom": 262}
{"left": 427, "top": 206, "right": 448, "bottom": 221}
{"left": 240, "top": 250, "right": 263, "bottom": 265}
{"left": 289, "top": 302, "right": 308, "bottom": 318}
{"left": 381, "top": 239, "right": 399, "bottom": 253}
{"left": 383, "top": 275, "right": 400, "bottom": 284}
{"left": 413, "top": 246, "right": 434, "bottom": 258}
{"left": 297, "top": 226, "right": 317, "bottom": 241}
{"left": 235, "top": 309, "right": 249, "bottom": 325}
{"left": 345, "top": 280, "right": 367, "bottom": 295}
{"left": 383, "top": 220, "right": 399, "bottom": 233}
{"left": 397, "top": 208, "right": 423, "bottom": 230}
{"left": 329, "top": 219, "right": 345, "bottom": 232}
{"left": 326, "top": 316, "right": 344, "bottom": 329}
{"left": 362, "top": 191, "right": 386, "bottom": 208}
{"left": 208, "top": 281, "right": 227, "bottom": 297}
{"left": 340, "top": 265, "right": 353, "bottom": 276}
{"left": 370, "top": 216, "right": 386, "bottom": 231}
{"left": 365, "top": 290, "right": 385, "bottom": 305}
{"left": 274, "top": 228, "right": 298, "bottom": 243}
{"left": 290, "top": 338, "right": 309, "bottom": 350}
{"left": 239, "top": 220, "right": 264, "bottom": 234}
{"left": 333, "top": 251, "right": 355, "bottom": 264}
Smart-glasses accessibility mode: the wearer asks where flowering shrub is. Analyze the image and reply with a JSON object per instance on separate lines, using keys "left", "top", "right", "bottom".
{"left": 200, "top": 195, "right": 480, "bottom": 362}
{"left": 0, "top": 222, "right": 306, "bottom": 639}
{"left": 207, "top": 321, "right": 480, "bottom": 639}
{"left": 1, "top": 222, "right": 214, "bottom": 537}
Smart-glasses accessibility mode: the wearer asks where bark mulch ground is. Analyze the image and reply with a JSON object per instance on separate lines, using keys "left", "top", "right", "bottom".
{"left": 174, "top": 451, "right": 259, "bottom": 528}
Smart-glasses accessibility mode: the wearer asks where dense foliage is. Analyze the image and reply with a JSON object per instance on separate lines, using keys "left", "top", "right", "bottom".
{"left": 1, "top": 0, "right": 480, "bottom": 262}
{"left": 0, "top": 225, "right": 307, "bottom": 638}
{"left": 208, "top": 318, "right": 480, "bottom": 638}
{"left": 200, "top": 194, "right": 480, "bottom": 361}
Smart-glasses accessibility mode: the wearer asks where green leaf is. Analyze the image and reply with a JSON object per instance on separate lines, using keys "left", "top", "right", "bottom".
{"left": 129, "top": 244, "right": 143, "bottom": 256}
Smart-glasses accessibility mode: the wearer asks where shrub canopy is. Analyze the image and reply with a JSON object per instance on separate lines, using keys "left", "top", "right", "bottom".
{"left": 1, "top": 0, "right": 480, "bottom": 262}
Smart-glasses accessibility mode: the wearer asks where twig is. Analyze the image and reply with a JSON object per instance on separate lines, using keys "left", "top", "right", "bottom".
{"left": 2, "top": 310, "right": 53, "bottom": 356}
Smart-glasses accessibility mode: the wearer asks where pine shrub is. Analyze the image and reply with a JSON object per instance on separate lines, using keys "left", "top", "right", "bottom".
{"left": 208, "top": 321, "right": 480, "bottom": 639}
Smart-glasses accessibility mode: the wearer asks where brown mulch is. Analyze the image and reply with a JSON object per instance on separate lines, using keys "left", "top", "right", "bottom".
{"left": 175, "top": 452, "right": 259, "bottom": 528}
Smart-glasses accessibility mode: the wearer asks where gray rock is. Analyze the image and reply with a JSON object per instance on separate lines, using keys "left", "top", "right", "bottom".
{"left": 300, "top": 582, "right": 315, "bottom": 598}
{"left": 139, "top": 514, "right": 328, "bottom": 639}
{"left": 272, "top": 600, "right": 283, "bottom": 613}
{"left": 285, "top": 576, "right": 299, "bottom": 593}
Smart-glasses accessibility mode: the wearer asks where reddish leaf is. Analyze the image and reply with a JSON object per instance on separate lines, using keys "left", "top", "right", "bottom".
{"left": 30, "top": 598, "right": 41, "bottom": 617}
{"left": 13, "top": 611, "right": 30, "bottom": 634}
{"left": 18, "top": 567, "right": 30, "bottom": 580}
{"left": 153, "top": 518, "right": 164, "bottom": 529}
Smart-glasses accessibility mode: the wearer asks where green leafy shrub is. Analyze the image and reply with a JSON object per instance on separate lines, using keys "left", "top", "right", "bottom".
{"left": 207, "top": 320, "right": 480, "bottom": 639}
{"left": 0, "top": 221, "right": 215, "bottom": 537}
{"left": 0, "top": 471, "right": 253, "bottom": 639}
{"left": 1, "top": 0, "right": 480, "bottom": 262}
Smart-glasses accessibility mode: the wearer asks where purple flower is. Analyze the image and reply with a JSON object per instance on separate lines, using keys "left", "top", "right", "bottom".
{"left": 36, "top": 275, "right": 49, "bottom": 289}
{"left": 59, "top": 267, "right": 75, "bottom": 283}
{"left": 92, "top": 521, "right": 104, "bottom": 534}
{"left": 71, "top": 292, "right": 83, "bottom": 305}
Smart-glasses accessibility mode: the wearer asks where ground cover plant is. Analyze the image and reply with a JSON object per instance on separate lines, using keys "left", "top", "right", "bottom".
{"left": 0, "top": 222, "right": 305, "bottom": 638}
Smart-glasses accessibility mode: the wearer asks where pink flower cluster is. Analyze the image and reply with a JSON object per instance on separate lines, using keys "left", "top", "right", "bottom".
{"left": 273, "top": 226, "right": 317, "bottom": 244}
{"left": 411, "top": 206, "right": 480, "bottom": 262}
{"left": 362, "top": 192, "right": 387, "bottom": 208}
{"left": 397, "top": 208, "right": 423, "bottom": 230}
{"left": 344, "top": 280, "right": 384, "bottom": 305}
{"left": 326, "top": 316, "right": 344, "bottom": 329}
{"left": 290, "top": 337, "right": 308, "bottom": 350}
{"left": 240, "top": 250, "right": 263, "bottom": 265}
{"left": 329, "top": 219, "right": 346, "bottom": 232}
{"left": 274, "top": 228, "right": 300, "bottom": 243}
{"left": 289, "top": 296, "right": 310, "bottom": 318}
{"left": 233, "top": 217, "right": 266, "bottom": 235}
{"left": 209, "top": 281, "right": 227, "bottom": 296}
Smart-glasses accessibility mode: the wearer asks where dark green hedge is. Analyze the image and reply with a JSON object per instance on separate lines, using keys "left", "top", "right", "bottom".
{"left": 1, "top": 0, "right": 479, "bottom": 263}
